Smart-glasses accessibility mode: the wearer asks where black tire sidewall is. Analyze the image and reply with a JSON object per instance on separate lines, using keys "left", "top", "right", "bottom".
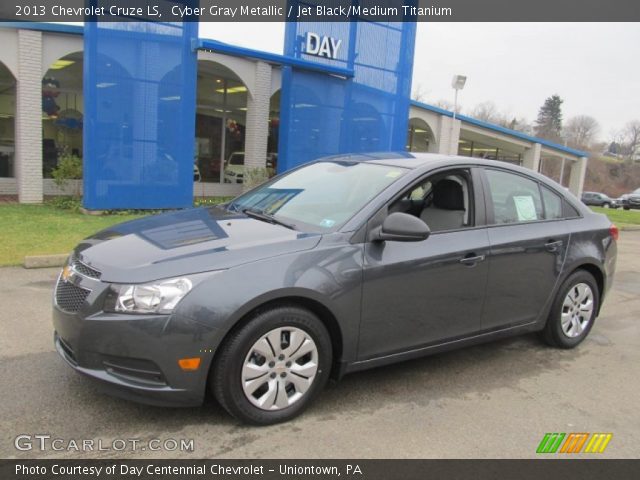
{"left": 546, "top": 271, "right": 600, "bottom": 348}
{"left": 212, "top": 305, "right": 332, "bottom": 425}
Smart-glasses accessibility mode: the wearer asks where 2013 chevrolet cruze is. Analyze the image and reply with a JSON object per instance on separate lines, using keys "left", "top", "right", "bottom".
{"left": 53, "top": 153, "right": 618, "bottom": 424}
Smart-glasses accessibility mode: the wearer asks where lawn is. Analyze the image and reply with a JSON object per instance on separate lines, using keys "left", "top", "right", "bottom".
{"left": 0, "top": 204, "right": 146, "bottom": 266}
{"left": 590, "top": 206, "right": 640, "bottom": 227}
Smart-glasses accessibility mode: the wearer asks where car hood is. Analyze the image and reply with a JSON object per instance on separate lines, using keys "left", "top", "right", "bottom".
{"left": 75, "top": 206, "right": 321, "bottom": 283}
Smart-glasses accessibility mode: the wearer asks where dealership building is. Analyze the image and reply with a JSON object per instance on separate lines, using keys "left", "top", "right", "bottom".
{"left": 0, "top": 22, "right": 588, "bottom": 206}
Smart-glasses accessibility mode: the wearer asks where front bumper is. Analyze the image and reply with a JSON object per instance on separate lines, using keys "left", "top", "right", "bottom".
{"left": 52, "top": 271, "right": 218, "bottom": 407}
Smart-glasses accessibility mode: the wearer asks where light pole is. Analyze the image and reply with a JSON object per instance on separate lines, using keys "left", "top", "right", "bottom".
{"left": 450, "top": 75, "right": 466, "bottom": 154}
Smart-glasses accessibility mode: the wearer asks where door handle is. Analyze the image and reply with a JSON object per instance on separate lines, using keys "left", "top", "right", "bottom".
{"left": 459, "top": 253, "right": 485, "bottom": 266}
{"left": 545, "top": 240, "right": 563, "bottom": 252}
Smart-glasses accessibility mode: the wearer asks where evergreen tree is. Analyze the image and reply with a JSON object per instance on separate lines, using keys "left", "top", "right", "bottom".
{"left": 534, "top": 95, "right": 564, "bottom": 142}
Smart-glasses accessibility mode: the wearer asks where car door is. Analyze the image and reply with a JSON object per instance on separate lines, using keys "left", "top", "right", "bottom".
{"left": 480, "top": 168, "right": 570, "bottom": 330}
{"left": 358, "top": 168, "right": 490, "bottom": 360}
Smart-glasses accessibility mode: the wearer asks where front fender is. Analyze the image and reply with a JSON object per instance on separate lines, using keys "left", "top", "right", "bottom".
{"left": 173, "top": 238, "right": 365, "bottom": 372}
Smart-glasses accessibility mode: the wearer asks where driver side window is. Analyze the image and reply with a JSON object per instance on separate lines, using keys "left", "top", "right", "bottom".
{"left": 390, "top": 170, "right": 473, "bottom": 233}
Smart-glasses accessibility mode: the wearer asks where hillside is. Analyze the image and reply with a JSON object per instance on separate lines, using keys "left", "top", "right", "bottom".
{"left": 584, "top": 157, "right": 640, "bottom": 197}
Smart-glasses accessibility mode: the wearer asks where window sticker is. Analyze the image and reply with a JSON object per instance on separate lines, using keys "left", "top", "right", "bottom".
{"left": 385, "top": 170, "right": 402, "bottom": 178}
{"left": 513, "top": 195, "right": 537, "bottom": 221}
{"left": 320, "top": 218, "right": 336, "bottom": 228}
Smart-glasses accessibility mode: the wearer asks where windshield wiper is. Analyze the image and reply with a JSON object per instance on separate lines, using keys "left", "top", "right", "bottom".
{"left": 242, "top": 208, "right": 296, "bottom": 230}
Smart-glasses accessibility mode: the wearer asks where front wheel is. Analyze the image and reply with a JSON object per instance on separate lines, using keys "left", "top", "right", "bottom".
{"left": 211, "top": 305, "right": 332, "bottom": 425}
{"left": 541, "top": 270, "right": 600, "bottom": 349}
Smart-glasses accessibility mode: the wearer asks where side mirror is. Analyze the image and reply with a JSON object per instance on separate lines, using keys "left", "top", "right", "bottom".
{"left": 370, "top": 212, "right": 430, "bottom": 242}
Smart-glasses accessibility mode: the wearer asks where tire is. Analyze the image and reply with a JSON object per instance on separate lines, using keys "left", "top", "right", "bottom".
{"left": 541, "top": 270, "right": 600, "bottom": 349}
{"left": 624, "top": 206, "right": 630, "bottom": 210}
{"left": 211, "top": 305, "right": 332, "bottom": 425}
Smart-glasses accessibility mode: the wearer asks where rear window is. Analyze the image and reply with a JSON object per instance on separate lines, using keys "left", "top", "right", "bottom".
{"left": 541, "top": 186, "right": 563, "bottom": 220}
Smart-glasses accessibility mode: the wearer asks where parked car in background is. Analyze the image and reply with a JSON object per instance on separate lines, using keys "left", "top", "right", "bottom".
{"left": 52, "top": 153, "right": 618, "bottom": 425}
{"left": 224, "top": 152, "right": 278, "bottom": 184}
{"left": 581, "top": 191, "right": 617, "bottom": 208}
{"left": 617, "top": 188, "right": 640, "bottom": 210}
{"left": 223, "top": 152, "right": 246, "bottom": 184}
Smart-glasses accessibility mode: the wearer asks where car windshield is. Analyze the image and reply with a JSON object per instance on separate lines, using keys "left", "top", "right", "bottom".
{"left": 229, "top": 154, "right": 244, "bottom": 166}
{"left": 227, "top": 161, "right": 407, "bottom": 231}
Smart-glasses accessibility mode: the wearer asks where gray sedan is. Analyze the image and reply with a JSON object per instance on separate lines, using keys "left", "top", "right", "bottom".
{"left": 53, "top": 153, "right": 618, "bottom": 424}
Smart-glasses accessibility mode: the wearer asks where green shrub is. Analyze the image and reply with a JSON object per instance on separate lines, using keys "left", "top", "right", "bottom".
{"left": 51, "top": 155, "right": 83, "bottom": 197}
{"left": 47, "top": 196, "right": 82, "bottom": 212}
{"left": 243, "top": 167, "right": 275, "bottom": 190}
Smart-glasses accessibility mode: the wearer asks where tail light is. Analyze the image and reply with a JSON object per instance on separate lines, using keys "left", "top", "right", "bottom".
{"left": 609, "top": 224, "right": 619, "bottom": 241}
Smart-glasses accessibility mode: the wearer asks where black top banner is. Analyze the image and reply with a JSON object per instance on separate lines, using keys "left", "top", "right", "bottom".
{"left": 1, "top": 0, "right": 640, "bottom": 22}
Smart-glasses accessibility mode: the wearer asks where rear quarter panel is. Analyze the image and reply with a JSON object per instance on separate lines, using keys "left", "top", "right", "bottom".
{"left": 562, "top": 212, "right": 617, "bottom": 302}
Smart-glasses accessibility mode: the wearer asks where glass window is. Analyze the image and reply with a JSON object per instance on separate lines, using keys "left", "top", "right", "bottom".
{"left": 228, "top": 162, "right": 407, "bottom": 232}
{"left": 541, "top": 186, "right": 563, "bottom": 220}
{"left": 390, "top": 171, "right": 472, "bottom": 232}
{"left": 485, "top": 169, "right": 543, "bottom": 224}
{"left": 563, "top": 201, "right": 580, "bottom": 218}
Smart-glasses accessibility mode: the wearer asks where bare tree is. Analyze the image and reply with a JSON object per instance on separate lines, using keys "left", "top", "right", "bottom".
{"left": 623, "top": 120, "right": 640, "bottom": 162}
{"left": 433, "top": 99, "right": 461, "bottom": 113}
{"left": 469, "top": 101, "right": 501, "bottom": 123}
{"left": 504, "top": 117, "right": 533, "bottom": 135}
{"left": 411, "top": 83, "right": 427, "bottom": 102}
{"left": 563, "top": 115, "right": 600, "bottom": 150}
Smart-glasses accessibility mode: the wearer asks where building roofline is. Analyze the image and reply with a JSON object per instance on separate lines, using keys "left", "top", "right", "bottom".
{"left": 0, "top": 22, "right": 354, "bottom": 78}
{"left": 410, "top": 100, "right": 588, "bottom": 158}
{"left": 196, "top": 39, "right": 354, "bottom": 78}
{"left": 0, "top": 21, "right": 84, "bottom": 35}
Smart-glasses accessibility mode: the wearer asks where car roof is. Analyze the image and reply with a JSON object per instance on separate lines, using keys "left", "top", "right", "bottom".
{"left": 316, "top": 151, "right": 545, "bottom": 176}
{"left": 314, "top": 151, "right": 587, "bottom": 202}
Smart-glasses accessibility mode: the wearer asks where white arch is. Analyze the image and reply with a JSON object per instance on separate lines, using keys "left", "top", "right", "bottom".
{"left": 197, "top": 51, "right": 255, "bottom": 100}
{"left": 41, "top": 34, "right": 83, "bottom": 76}
{"left": 270, "top": 67, "right": 282, "bottom": 96}
{"left": 0, "top": 29, "right": 19, "bottom": 79}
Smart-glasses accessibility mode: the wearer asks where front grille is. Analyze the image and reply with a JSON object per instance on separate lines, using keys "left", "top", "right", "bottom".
{"left": 70, "top": 253, "right": 101, "bottom": 279}
{"left": 55, "top": 279, "right": 91, "bottom": 313}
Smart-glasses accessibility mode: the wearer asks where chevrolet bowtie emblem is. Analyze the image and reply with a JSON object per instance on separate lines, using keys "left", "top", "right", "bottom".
{"left": 61, "top": 265, "right": 72, "bottom": 282}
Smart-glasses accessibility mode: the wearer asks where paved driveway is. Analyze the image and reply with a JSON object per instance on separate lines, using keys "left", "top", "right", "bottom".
{"left": 1, "top": 233, "right": 638, "bottom": 459}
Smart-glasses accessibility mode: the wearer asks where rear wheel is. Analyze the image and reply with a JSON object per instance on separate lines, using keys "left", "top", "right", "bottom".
{"left": 541, "top": 270, "right": 599, "bottom": 349}
{"left": 211, "top": 305, "right": 332, "bottom": 425}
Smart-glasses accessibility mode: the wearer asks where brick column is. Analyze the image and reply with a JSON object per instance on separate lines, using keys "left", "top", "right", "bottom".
{"left": 243, "top": 61, "right": 272, "bottom": 190}
{"left": 522, "top": 142, "right": 541, "bottom": 172}
{"left": 434, "top": 116, "right": 461, "bottom": 155}
{"left": 568, "top": 156, "right": 588, "bottom": 197}
{"left": 16, "top": 29, "right": 43, "bottom": 203}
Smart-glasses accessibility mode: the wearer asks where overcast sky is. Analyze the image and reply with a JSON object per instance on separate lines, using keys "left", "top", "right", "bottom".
{"left": 199, "top": 22, "right": 640, "bottom": 142}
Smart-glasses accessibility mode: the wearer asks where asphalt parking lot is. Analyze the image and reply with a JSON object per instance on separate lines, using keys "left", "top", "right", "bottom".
{"left": 1, "top": 232, "right": 639, "bottom": 459}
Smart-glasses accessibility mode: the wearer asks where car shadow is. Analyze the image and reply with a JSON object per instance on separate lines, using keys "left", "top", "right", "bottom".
{"left": 0, "top": 330, "right": 588, "bottom": 457}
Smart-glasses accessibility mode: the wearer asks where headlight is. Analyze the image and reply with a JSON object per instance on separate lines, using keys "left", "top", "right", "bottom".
{"left": 104, "top": 272, "right": 219, "bottom": 314}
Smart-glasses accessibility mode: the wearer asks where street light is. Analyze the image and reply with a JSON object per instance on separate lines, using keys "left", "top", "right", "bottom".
{"left": 451, "top": 74, "right": 467, "bottom": 121}
{"left": 450, "top": 74, "right": 466, "bottom": 154}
